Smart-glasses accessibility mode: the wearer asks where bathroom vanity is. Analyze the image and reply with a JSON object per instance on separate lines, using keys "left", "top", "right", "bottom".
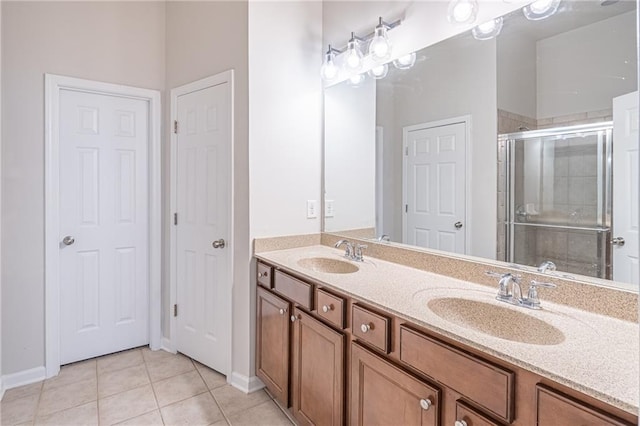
{"left": 254, "top": 243, "right": 638, "bottom": 426}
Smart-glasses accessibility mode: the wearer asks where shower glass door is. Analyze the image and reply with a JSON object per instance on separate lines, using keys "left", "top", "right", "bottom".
{"left": 505, "top": 123, "right": 612, "bottom": 279}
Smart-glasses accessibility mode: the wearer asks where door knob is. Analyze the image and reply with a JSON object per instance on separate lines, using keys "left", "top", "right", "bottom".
{"left": 612, "top": 237, "right": 625, "bottom": 247}
{"left": 212, "top": 239, "right": 226, "bottom": 249}
{"left": 419, "top": 398, "right": 432, "bottom": 410}
{"left": 454, "top": 222, "right": 463, "bottom": 229}
{"left": 62, "top": 236, "right": 75, "bottom": 246}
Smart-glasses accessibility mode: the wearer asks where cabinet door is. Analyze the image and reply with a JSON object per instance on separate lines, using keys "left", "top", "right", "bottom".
{"left": 351, "top": 342, "right": 440, "bottom": 426}
{"left": 291, "top": 308, "right": 345, "bottom": 426}
{"left": 256, "top": 287, "right": 290, "bottom": 406}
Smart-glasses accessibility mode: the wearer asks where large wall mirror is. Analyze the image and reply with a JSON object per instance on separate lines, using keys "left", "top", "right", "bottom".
{"left": 323, "top": 0, "right": 638, "bottom": 291}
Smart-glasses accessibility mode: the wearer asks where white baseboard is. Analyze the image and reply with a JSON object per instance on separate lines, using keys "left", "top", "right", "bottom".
{"left": 2, "top": 366, "right": 46, "bottom": 393}
{"left": 229, "top": 371, "right": 264, "bottom": 394}
{"left": 160, "top": 337, "right": 176, "bottom": 354}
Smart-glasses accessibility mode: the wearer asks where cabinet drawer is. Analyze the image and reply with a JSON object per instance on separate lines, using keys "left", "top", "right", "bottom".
{"left": 274, "top": 270, "right": 313, "bottom": 310}
{"left": 257, "top": 262, "right": 273, "bottom": 289}
{"left": 455, "top": 400, "right": 503, "bottom": 426}
{"left": 352, "top": 304, "right": 391, "bottom": 353}
{"left": 316, "top": 288, "right": 346, "bottom": 329}
{"left": 399, "top": 326, "right": 514, "bottom": 422}
{"left": 536, "top": 385, "right": 633, "bottom": 426}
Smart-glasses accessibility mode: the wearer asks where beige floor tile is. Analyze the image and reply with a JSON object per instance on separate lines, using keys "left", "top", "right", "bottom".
{"left": 194, "top": 363, "right": 227, "bottom": 390}
{"left": 152, "top": 370, "right": 207, "bottom": 408}
{"left": 146, "top": 354, "right": 194, "bottom": 382}
{"left": 160, "top": 392, "right": 223, "bottom": 426}
{"left": 99, "top": 364, "right": 150, "bottom": 399}
{"left": 98, "top": 384, "right": 158, "bottom": 425}
{"left": 37, "top": 377, "right": 97, "bottom": 417}
{"left": 0, "top": 393, "right": 40, "bottom": 425}
{"left": 98, "top": 349, "right": 144, "bottom": 375}
{"left": 115, "top": 409, "right": 164, "bottom": 425}
{"left": 1, "top": 381, "right": 43, "bottom": 403}
{"left": 34, "top": 401, "right": 98, "bottom": 426}
{"left": 43, "top": 359, "right": 96, "bottom": 391}
{"left": 227, "top": 400, "right": 293, "bottom": 426}
{"left": 211, "top": 385, "right": 270, "bottom": 417}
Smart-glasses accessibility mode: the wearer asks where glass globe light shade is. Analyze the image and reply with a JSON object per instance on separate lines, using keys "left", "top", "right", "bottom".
{"left": 472, "top": 17, "right": 504, "bottom": 40}
{"left": 393, "top": 52, "right": 417, "bottom": 70}
{"left": 368, "top": 63, "right": 389, "bottom": 79}
{"left": 523, "top": 0, "right": 561, "bottom": 21}
{"left": 320, "top": 52, "right": 339, "bottom": 81}
{"left": 369, "top": 26, "right": 392, "bottom": 62}
{"left": 345, "top": 40, "right": 363, "bottom": 71}
{"left": 447, "top": 0, "right": 479, "bottom": 24}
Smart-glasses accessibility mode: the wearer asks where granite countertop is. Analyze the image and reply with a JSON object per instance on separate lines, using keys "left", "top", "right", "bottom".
{"left": 255, "top": 245, "right": 639, "bottom": 415}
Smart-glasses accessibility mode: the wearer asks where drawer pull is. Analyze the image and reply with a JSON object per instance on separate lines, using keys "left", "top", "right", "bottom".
{"left": 258, "top": 271, "right": 268, "bottom": 278}
{"left": 279, "top": 308, "right": 287, "bottom": 315}
{"left": 290, "top": 315, "right": 298, "bottom": 322}
{"left": 454, "top": 421, "right": 468, "bottom": 426}
{"left": 322, "top": 304, "right": 333, "bottom": 313}
{"left": 360, "top": 323, "right": 372, "bottom": 333}
{"left": 419, "top": 398, "right": 432, "bottom": 410}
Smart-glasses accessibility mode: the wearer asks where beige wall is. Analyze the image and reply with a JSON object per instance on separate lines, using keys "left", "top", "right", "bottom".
{"left": 164, "top": 0, "right": 250, "bottom": 379}
{"left": 1, "top": 1, "right": 167, "bottom": 375}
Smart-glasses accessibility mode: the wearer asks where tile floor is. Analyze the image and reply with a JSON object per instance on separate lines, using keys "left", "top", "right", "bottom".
{"left": 0, "top": 347, "right": 295, "bottom": 426}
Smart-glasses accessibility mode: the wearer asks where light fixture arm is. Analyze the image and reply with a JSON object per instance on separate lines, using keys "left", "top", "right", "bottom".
{"left": 328, "top": 16, "right": 402, "bottom": 54}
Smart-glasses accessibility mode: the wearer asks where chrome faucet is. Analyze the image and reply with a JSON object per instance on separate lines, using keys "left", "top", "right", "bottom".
{"left": 335, "top": 239, "right": 367, "bottom": 262}
{"left": 537, "top": 261, "right": 557, "bottom": 274}
{"left": 377, "top": 234, "right": 390, "bottom": 242}
{"left": 486, "top": 271, "right": 556, "bottom": 310}
{"left": 335, "top": 239, "right": 354, "bottom": 259}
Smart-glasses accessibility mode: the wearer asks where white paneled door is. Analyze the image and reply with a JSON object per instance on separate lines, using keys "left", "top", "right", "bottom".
{"left": 59, "top": 89, "right": 149, "bottom": 365}
{"left": 403, "top": 121, "right": 467, "bottom": 254}
{"left": 612, "top": 91, "right": 639, "bottom": 286}
{"left": 175, "top": 81, "right": 230, "bottom": 374}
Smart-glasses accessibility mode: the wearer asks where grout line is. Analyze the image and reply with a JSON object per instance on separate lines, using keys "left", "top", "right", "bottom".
{"left": 209, "top": 388, "right": 233, "bottom": 426}
{"left": 142, "top": 349, "right": 166, "bottom": 425}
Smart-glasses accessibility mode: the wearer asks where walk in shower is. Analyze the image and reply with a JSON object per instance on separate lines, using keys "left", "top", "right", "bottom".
{"left": 499, "top": 123, "right": 612, "bottom": 280}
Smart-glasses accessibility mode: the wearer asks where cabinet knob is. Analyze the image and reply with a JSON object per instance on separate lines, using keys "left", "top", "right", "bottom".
{"left": 279, "top": 308, "right": 287, "bottom": 315}
{"left": 360, "top": 323, "right": 371, "bottom": 333}
{"left": 454, "top": 421, "right": 468, "bottom": 426}
{"left": 419, "top": 398, "right": 432, "bottom": 410}
{"left": 322, "top": 305, "right": 333, "bottom": 313}
{"left": 258, "top": 271, "right": 268, "bottom": 278}
{"left": 290, "top": 315, "right": 297, "bottom": 322}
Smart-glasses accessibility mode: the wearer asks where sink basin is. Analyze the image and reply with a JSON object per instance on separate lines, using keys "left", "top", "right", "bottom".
{"left": 297, "top": 257, "right": 359, "bottom": 274}
{"left": 427, "top": 297, "right": 565, "bottom": 345}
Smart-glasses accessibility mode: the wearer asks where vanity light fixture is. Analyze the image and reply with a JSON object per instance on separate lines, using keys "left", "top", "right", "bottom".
{"left": 321, "top": 16, "right": 402, "bottom": 82}
{"left": 345, "top": 32, "right": 365, "bottom": 72}
{"left": 320, "top": 45, "right": 343, "bottom": 82}
{"left": 522, "top": 0, "right": 561, "bottom": 21}
{"left": 369, "top": 17, "right": 396, "bottom": 62}
{"left": 392, "top": 52, "right": 417, "bottom": 70}
{"left": 368, "top": 63, "right": 389, "bottom": 79}
{"left": 472, "top": 17, "right": 504, "bottom": 40}
{"left": 447, "top": 0, "right": 479, "bottom": 24}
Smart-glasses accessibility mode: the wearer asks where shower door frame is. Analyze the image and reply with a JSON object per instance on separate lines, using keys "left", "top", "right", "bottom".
{"left": 501, "top": 122, "right": 613, "bottom": 279}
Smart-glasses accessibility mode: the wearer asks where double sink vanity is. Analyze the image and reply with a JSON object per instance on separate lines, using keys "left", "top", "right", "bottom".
{"left": 253, "top": 235, "right": 638, "bottom": 426}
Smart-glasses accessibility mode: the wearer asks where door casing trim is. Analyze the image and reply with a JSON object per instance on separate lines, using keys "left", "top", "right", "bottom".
{"left": 44, "top": 74, "right": 162, "bottom": 377}
{"left": 168, "top": 71, "right": 234, "bottom": 377}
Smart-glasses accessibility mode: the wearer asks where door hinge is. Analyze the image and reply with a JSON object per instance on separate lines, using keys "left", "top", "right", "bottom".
{"left": 174, "top": 212, "right": 178, "bottom": 225}
{"left": 405, "top": 204, "right": 408, "bottom": 213}
{"left": 173, "top": 304, "right": 178, "bottom": 317}
{"left": 405, "top": 146, "right": 408, "bottom": 155}
{"left": 173, "top": 120, "right": 178, "bottom": 134}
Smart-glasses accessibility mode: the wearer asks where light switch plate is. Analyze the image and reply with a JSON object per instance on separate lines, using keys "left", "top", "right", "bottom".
{"left": 325, "top": 200, "right": 335, "bottom": 217}
{"left": 307, "top": 200, "right": 318, "bottom": 219}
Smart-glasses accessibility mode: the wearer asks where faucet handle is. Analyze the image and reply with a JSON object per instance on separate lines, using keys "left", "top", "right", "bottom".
{"left": 354, "top": 244, "right": 368, "bottom": 262}
{"left": 525, "top": 280, "right": 557, "bottom": 309}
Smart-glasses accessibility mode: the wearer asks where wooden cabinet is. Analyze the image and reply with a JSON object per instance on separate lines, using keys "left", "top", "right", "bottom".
{"left": 536, "top": 385, "right": 634, "bottom": 426}
{"left": 351, "top": 342, "right": 440, "bottom": 426}
{"left": 255, "top": 287, "right": 290, "bottom": 405}
{"left": 254, "top": 260, "right": 637, "bottom": 426}
{"left": 291, "top": 308, "right": 345, "bottom": 426}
